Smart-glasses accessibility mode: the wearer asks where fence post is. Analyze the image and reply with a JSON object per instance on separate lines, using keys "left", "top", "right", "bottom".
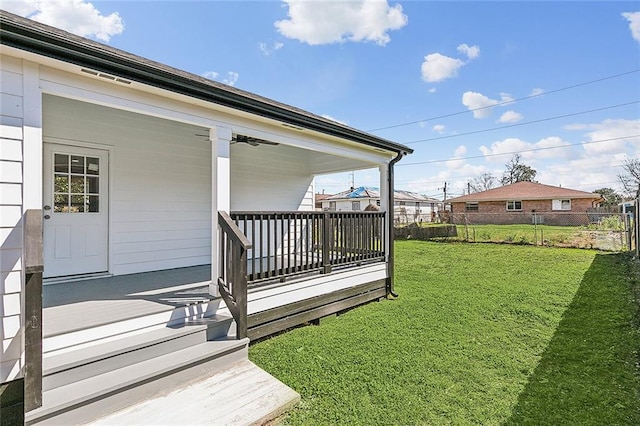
{"left": 633, "top": 198, "right": 640, "bottom": 258}
{"left": 625, "top": 213, "right": 632, "bottom": 252}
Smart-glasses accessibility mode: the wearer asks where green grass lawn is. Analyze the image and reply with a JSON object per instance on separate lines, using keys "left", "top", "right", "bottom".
{"left": 249, "top": 242, "right": 640, "bottom": 425}
{"left": 408, "top": 222, "right": 629, "bottom": 251}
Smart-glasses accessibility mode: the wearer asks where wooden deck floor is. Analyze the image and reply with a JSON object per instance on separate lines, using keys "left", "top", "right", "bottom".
{"left": 43, "top": 262, "right": 388, "bottom": 342}
{"left": 43, "top": 266, "right": 213, "bottom": 337}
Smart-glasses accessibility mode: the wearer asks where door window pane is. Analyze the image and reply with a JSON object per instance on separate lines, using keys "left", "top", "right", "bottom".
{"left": 87, "top": 176, "right": 99, "bottom": 194}
{"left": 88, "top": 195, "right": 99, "bottom": 212}
{"left": 70, "top": 176, "right": 85, "bottom": 193}
{"left": 70, "top": 195, "right": 85, "bottom": 213}
{"left": 71, "top": 156, "right": 84, "bottom": 174}
{"left": 53, "top": 153, "right": 100, "bottom": 213}
{"left": 54, "top": 194, "right": 68, "bottom": 212}
{"left": 54, "top": 175, "right": 69, "bottom": 192}
{"left": 86, "top": 157, "right": 99, "bottom": 175}
{"left": 54, "top": 154, "right": 69, "bottom": 173}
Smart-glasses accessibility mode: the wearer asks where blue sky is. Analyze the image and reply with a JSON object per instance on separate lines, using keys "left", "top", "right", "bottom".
{"left": 5, "top": 0, "right": 639, "bottom": 199}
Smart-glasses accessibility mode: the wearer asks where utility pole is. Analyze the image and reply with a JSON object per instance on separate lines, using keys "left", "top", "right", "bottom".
{"left": 440, "top": 182, "right": 448, "bottom": 201}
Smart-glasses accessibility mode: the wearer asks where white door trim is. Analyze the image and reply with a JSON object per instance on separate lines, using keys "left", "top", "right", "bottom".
{"left": 42, "top": 140, "right": 114, "bottom": 279}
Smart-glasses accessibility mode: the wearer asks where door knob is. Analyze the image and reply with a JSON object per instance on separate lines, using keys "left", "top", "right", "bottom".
{"left": 44, "top": 215, "right": 51, "bottom": 220}
{"left": 43, "top": 205, "right": 51, "bottom": 211}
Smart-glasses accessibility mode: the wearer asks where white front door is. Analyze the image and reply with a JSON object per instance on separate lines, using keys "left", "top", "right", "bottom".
{"left": 43, "top": 143, "right": 109, "bottom": 278}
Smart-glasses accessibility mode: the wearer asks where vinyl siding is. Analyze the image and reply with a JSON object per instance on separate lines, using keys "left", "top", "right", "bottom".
{"left": 0, "top": 55, "right": 24, "bottom": 383}
{"left": 42, "top": 95, "right": 212, "bottom": 276}
{"left": 230, "top": 143, "right": 315, "bottom": 212}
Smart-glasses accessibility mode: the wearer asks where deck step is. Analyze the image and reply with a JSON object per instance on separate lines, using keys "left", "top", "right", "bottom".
{"left": 87, "top": 360, "right": 300, "bottom": 426}
{"left": 43, "top": 314, "right": 233, "bottom": 391}
{"left": 26, "top": 338, "right": 249, "bottom": 425}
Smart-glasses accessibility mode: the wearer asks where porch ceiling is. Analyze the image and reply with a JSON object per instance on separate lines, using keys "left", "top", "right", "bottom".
{"left": 231, "top": 142, "right": 378, "bottom": 175}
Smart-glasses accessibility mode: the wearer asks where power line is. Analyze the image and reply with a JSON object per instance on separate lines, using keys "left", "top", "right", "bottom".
{"left": 404, "top": 100, "right": 640, "bottom": 145}
{"left": 394, "top": 159, "right": 632, "bottom": 185}
{"left": 367, "top": 69, "right": 640, "bottom": 132}
{"left": 397, "top": 135, "right": 640, "bottom": 167}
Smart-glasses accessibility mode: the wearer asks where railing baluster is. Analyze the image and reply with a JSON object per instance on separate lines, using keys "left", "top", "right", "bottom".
{"left": 266, "top": 215, "right": 271, "bottom": 279}
{"left": 227, "top": 211, "right": 384, "bottom": 286}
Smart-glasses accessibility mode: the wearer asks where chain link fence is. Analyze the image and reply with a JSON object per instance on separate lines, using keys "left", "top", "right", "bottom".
{"left": 430, "top": 211, "right": 636, "bottom": 252}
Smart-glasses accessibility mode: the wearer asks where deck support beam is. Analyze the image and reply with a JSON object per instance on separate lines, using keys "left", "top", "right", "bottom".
{"left": 210, "top": 126, "right": 232, "bottom": 297}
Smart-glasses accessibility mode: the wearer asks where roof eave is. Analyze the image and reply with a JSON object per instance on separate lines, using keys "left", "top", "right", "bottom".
{"left": 449, "top": 195, "right": 601, "bottom": 203}
{"left": 0, "top": 14, "right": 412, "bottom": 156}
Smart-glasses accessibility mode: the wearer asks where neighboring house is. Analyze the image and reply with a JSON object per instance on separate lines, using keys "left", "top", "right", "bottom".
{"left": 447, "top": 181, "right": 602, "bottom": 225}
{"left": 0, "top": 12, "right": 413, "bottom": 425}
{"left": 321, "top": 186, "right": 442, "bottom": 222}
{"left": 620, "top": 200, "right": 635, "bottom": 215}
{"left": 314, "top": 192, "right": 332, "bottom": 210}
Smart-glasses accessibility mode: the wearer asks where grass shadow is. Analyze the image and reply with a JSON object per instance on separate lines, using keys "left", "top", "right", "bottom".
{"left": 506, "top": 252, "right": 640, "bottom": 425}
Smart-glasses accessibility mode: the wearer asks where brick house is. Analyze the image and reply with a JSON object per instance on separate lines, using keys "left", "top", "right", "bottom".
{"left": 447, "top": 181, "right": 602, "bottom": 225}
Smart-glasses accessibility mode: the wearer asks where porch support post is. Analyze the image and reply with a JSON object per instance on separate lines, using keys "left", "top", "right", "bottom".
{"left": 23, "top": 61, "right": 44, "bottom": 414}
{"left": 379, "top": 162, "right": 391, "bottom": 285}
{"left": 209, "top": 126, "right": 232, "bottom": 297}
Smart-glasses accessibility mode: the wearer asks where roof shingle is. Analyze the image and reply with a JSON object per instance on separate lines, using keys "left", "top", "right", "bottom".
{"left": 447, "top": 181, "right": 601, "bottom": 203}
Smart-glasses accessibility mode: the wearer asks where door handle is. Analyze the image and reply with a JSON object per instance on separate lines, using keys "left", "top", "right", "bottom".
{"left": 44, "top": 215, "right": 51, "bottom": 220}
{"left": 43, "top": 205, "right": 51, "bottom": 210}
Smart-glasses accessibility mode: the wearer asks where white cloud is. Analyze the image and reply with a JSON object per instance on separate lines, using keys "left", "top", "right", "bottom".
{"left": 421, "top": 53, "right": 465, "bottom": 83}
{"left": 202, "top": 71, "right": 219, "bottom": 80}
{"left": 428, "top": 87, "right": 437, "bottom": 93}
{"left": 574, "top": 118, "right": 640, "bottom": 155}
{"left": 3, "top": 0, "right": 124, "bottom": 41}
{"left": 461, "top": 91, "right": 500, "bottom": 118}
{"left": 530, "top": 88, "right": 545, "bottom": 96}
{"left": 444, "top": 145, "right": 468, "bottom": 169}
{"left": 457, "top": 43, "right": 480, "bottom": 60}
{"left": 202, "top": 71, "right": 240, "bottom": 86}
{"left": 479, "top": 136, "right": 572, "bottom": 162}
{"left": 275, "top": 0, "right": 408, "bottom": 46}
{"left": 321, "top": 114, "right": 348, "bottom": 125}
{"left": 499, "top": 92, "right": 515, "bottom": 105}
{"left": 622, "top": 11, "right": 640, "bottom": 43}
{"left": 421, "top": 42, "right": 479, "bottom": 84}
{"left": 453, "top": 145, "right": 467, "bottom": 157}
{"left": 432, "top": 124, "right": 445, "bottom": 134}
{"left": 222, "top": 72, "right": 239, "bottom": 86}
{"left": 497, "top": 110, "right": 523, "bottom": 123}
{"left": 259, "top": 41, "right": 284, "bottom": 56}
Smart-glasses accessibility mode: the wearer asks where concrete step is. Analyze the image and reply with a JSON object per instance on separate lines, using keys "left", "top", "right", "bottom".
{"left": 43, "top": 314, "right": 233, "bottom": 391}
{"left": 26, "top": 338, "right": 249, "bottom": 425}
{"left": 87, "top": 360, "right": 300, "bottom": 426}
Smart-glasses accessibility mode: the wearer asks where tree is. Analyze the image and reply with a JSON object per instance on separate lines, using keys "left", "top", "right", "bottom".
{"left": 468, "top": 172, "right": 497, "bottom": 193}
{"left": 618, "top": 157, "right": 640, "bottom": 199}
{"left": 593, "top": 187, "right": 622, "bottom": 206}
{"left": 500, "top": 154, "right": 537, "bottom": 185}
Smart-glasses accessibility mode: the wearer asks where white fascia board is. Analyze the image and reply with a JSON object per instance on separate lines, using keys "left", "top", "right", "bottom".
{"left": 6, "top": 46, "right": 398, "bottom": 165}
{"left": 16, "top": 48, "right": 394, "bottom": 163}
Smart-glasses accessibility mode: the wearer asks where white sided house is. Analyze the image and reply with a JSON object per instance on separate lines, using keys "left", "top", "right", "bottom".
{"left": 0, "top": 11, "right": 413, "bottom": 425}
{"left": 322, "top": 186, "right": 442, "bottom": 223}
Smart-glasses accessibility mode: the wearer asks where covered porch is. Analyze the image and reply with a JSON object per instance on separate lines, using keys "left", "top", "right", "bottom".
{"left": 42, "top": 209, "right": 388, "bottom": 351}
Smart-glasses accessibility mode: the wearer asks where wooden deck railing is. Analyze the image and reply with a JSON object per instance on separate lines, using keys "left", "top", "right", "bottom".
{"left": 217, "top": 211, "right": 252, "bottom": 339}
{"left": 229, "top": 211, "right": 386, "bottom": 284}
